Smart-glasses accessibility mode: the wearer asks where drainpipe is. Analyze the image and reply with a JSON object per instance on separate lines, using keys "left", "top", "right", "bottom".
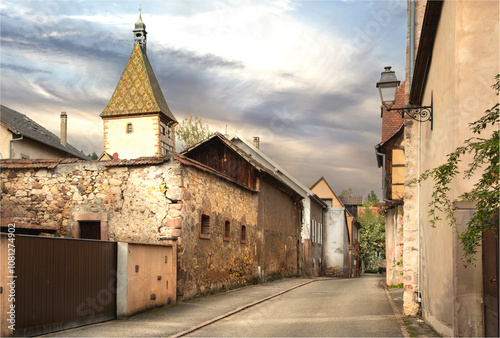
{"left": 321, "top": 204, "right": 325, "bottom": 276}
{"left": 9, "top": 136, "right": 24, "bottom": 158}
{"left": 410, "top": 0, "right": 422, "bottom": 305}
{"left": 410, "top": 0, "right": 415, "bottom": 87}
{"left": 376, "top": 152, "right": 387, "bottom": 201}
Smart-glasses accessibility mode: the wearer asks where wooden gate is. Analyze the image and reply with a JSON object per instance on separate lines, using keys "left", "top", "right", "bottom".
{"left": 482, "top": 230, "right": 499, "bottom": 337}
{"left": 12, "top": 235, "right": 117, "bottom": 336}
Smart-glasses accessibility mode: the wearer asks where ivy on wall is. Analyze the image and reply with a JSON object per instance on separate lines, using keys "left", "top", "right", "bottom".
{"left": 411, "top": 75, "right": 499, "bottom": 264}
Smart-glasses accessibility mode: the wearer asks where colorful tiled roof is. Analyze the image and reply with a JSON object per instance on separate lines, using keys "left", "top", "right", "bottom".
{"left": 101, "top": 44, "right": 177, "bottom": 122}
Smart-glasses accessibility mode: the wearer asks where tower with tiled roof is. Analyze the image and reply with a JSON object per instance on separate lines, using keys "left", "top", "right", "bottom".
{"left": 100, "top": 12, "right": 177, "bottom": 159}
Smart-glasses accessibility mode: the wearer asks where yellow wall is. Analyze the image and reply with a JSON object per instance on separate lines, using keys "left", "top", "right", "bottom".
{"left": 104, "top": 115, "right": 159, "bottom": 159}
{"left": 391, "top": 147, "right": 405, "bottom": 200}
{"left": 311, "top": 179, "right": 342, "bottom": 207}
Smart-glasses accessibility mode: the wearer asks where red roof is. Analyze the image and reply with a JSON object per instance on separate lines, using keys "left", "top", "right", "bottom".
{"left": 381, "top": 82, "right": 405, "bottom": 144}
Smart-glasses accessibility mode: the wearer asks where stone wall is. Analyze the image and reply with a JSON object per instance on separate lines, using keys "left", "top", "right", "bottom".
{"left": 1, "top": 156, "right": 304, "bottom": 301}
{"left": 162, "top": 164, "right": 259, "bottom": 300}
{"left": 0, "top": 160, "right": 180, "bottom": 244}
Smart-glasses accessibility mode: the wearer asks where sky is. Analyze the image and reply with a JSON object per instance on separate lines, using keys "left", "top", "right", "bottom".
{"left": 0, "top": 0, "right": 408, "bottom": 200}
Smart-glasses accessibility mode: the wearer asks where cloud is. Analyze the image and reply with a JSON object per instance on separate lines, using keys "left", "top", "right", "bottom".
{"left": 0, "top": 0, "right": 408, "bottom": 199}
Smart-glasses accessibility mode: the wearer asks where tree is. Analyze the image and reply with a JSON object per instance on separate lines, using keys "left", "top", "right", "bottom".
{"left": 340, "top": 188, "right": 353, "bottom": 197}
{"left": 411, "top": 75, "right": 499, "bottom": 264}
{"left": 365, "top": 190, "right": 379, "bottom": 207}
{"left": 175, "top": 114, "right": 212, "bottom": 152}
{"left": 358, "top": 206, "right": 385, "bottom": 264}
{"left": 90, "top": 152, "right": 98, "bottom": 161}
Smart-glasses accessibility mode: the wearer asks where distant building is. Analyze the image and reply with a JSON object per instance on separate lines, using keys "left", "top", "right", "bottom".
{"left": 100, "top": 13, "right": 177, "bottom": 159}
{"left": 310, "top": 177, "right": 351, "bottom": 277}
{"left": 230, "top": 133, "right": 326, "bottom": 277}
{"left": 0, "top": 105, "right": 87, "bottom": 160}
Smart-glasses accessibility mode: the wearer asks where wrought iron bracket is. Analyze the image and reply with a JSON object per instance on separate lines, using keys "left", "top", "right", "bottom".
{"left": 387, "top": 93, "right": 433, "bottom": 130}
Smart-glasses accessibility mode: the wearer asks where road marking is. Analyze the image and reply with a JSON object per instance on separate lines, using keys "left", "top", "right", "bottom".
{"left": 384, "top": 287, "right": 410, "bottom": 338}
{"left": 170, "top": 279, "right": 316, "bottom": 338}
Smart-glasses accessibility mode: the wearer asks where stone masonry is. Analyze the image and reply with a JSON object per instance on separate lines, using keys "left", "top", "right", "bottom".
{"left": 1, "top": 156, "right": 267, "bottom": 300}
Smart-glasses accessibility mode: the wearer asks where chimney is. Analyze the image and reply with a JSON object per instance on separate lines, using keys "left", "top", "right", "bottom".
{"left": 60, "top": 112, "right": 67, "bottom": 146}
{"left": 253, "top": 136, "right": 260, "bottom": 149}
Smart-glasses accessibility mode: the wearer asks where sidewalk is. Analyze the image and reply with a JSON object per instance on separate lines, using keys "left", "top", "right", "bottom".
{"left": 385, "top": 286, "right": 440, "bottom": 337}
{"left": 45, "top": 278, "right": 314, "bottom": 337}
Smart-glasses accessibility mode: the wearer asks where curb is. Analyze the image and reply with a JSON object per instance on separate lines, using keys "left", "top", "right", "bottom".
{"left": 384, "top": 286, "right": 410, "bottom": 338}
{"left": 170, "top": 279, "right": 316, "bottom": 337}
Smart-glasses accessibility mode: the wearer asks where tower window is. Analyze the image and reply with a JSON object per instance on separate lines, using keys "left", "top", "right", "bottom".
{"left": 126, "top": 123, "right": 133, "bottom": 134}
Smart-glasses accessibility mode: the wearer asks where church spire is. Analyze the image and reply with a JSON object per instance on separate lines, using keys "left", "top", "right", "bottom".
{"left": 133, "top": 7, "right": 147, "bottom": 54}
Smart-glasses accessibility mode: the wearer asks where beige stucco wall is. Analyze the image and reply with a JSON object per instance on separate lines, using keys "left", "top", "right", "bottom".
{"left": 385, "top": 206, "right": 404, "bottom": 286}
{"left": 104, "top": 115, "right": 159, "bottom": 159}
{"left": 323, "top": 208, "right": 349, "bottom": 277}
{"left": 1, "top": 131, "right": 72, "bottom": 160}
{"left": 0, "top": 124, "right": 12, "bottom": 159}
{"left": 404, "top": 0, "right": 499, "bottom": 335}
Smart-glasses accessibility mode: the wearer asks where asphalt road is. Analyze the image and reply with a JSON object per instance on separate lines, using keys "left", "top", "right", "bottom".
{"left": 46, "top": 275, "right": 403, "bottom": 337}
{"left": 191, "top": 275, "right": 403, "bottom": 337}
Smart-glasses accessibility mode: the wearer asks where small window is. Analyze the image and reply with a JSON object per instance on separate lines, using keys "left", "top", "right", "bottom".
{"left": 223, "top": 220, "right": 231, "bottom": 241}
{"left": 240, "top": 225, "right": 247, "bottom": 244}
{"left": 126, "top": 123, "right": 133, "bottom": 134}
{"left": 200, "top": 213, "right": 211, "bottom": 239}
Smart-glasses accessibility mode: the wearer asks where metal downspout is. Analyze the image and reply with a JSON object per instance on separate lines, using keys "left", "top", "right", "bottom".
{"left": 410, "top": 0, "right": 415, "bottom": 87}
{"left": 410, "top": 0, "right": 422, "bottom": 305}
{"left": 321, "top": 205, "right": 325, "bottom": 276}
{"left": 377, "top": 151, "right": 387, "bottom": 201}
{"left": 9, "top": 136, "right": 24, "bottom": 158}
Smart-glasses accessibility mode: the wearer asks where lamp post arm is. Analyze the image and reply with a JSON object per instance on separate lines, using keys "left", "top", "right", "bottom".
{"left": 386, "top": 94, "right": 433, "bottom": 130}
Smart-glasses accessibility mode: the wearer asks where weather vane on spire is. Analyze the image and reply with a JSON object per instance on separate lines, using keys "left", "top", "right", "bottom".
{"left": 134, "top": 4, "right": 147, "bottom": 53}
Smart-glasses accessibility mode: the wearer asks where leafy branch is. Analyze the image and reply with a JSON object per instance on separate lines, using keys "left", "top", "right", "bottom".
{"left": 176, "top": 114, "right": 212, "bottom": 152}
{"left": 410, "top": 75, "right": 499, "bottom": 264}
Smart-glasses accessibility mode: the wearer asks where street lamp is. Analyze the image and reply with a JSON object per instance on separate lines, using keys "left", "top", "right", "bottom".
{"left": 376, "top": 66, "right": 433, "bottom": 130}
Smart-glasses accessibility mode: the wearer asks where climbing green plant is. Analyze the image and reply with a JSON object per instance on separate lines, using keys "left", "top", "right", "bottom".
{"left": 411, "top": 75, "right": 499, "bottom": 264}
